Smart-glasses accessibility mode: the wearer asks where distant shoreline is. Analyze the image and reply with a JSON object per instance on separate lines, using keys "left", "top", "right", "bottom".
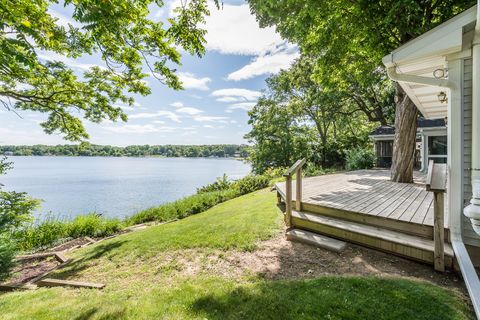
{"left": 1, "top": 144, "right": 249, "bottom": 159}
{"left": 4, "top": 155, "right": 248, "bottom": 161}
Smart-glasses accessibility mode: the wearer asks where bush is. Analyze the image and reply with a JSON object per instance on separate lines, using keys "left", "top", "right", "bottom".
{"left": 345, "top": 148, "right": 375, "bottom": 171}
{"left": 197, "top": 174, "right": 232, "bottom": 194}
{"left": 67, "top": 214, "right": 123, "bottom": 239}
{"left": 0, "top": 237, "right": 16, "bottom": 281}
{"left": 262, "top": 167, "right": 288, "bottom": 181}
{"left": 232, "top": 174, "right": 270, "bottom": 195}
{"left": 303, "top": 163, "right": 326, "bottom": 177}
{"left": 15, "top": 219, "right": 67, "bottom": 251}
{"left": 128, "top": 189, "right": 238, "bottom": 225}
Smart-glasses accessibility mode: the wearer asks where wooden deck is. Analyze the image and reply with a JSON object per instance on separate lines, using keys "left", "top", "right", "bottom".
{"left": 275, "top": 169, "right": 453, "bottom": 266}
{"left": 275, "top": 169, "right": 448, "bottom": 231}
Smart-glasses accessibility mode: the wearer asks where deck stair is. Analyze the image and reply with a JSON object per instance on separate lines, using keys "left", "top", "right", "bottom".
{"left": 290, "top": 210, "right": 454, "bottom": 266}
{"left": 286, "top": 228, "right": 347, "bottom": 252}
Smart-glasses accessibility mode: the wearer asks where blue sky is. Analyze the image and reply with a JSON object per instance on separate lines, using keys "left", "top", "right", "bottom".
{"left": 0, "top": 0, "right": 298, "bottom": 146}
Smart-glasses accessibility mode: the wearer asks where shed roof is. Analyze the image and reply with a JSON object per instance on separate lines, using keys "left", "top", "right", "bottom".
{"left": 370, "top": 118, "right": 446, "bottom": 136}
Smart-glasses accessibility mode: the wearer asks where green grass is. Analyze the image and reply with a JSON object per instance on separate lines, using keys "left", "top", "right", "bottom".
{"left": 0, "top": 190, "right": 472, "bottom": 320}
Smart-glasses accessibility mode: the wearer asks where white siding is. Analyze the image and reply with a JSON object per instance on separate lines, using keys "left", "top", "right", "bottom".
{"left": 462, "top": 57, "right": 480, "bottom": 246}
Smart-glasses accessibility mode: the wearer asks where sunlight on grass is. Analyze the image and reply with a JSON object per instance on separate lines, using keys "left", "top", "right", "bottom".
{"left": 0, "top": 190, "right": 473, "bottom": 320}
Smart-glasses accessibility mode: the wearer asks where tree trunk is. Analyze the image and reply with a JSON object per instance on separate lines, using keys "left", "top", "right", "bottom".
{"left": 390, "top": 82, "right": 418, "bottom": 183}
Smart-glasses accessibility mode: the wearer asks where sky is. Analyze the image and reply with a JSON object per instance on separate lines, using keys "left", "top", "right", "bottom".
{"left": 0, "top": 0, "right": 299, "bottom": 146}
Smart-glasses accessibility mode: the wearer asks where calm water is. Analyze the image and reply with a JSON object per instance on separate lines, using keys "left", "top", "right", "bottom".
{"left": 1, "top": 156, "right": 251, "bottom": 220}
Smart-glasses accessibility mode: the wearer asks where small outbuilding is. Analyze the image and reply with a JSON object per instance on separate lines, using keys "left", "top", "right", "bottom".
{"left": 370, "top": 119, "right": 447, "bottom": 171}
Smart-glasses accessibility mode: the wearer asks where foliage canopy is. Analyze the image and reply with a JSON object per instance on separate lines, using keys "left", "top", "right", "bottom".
{"left": 1, "top": 0, "right": 213, "bottom": 141}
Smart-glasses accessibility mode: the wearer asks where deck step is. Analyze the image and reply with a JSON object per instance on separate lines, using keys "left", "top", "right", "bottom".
{"left": 286, "top": 228, "right": 347, "bottom": 252}
{"left": 291, "top": 211, "right": 454, "bottom": 266}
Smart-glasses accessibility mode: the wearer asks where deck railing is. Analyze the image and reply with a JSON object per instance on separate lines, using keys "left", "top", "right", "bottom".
{"left": 426, "top": 160, "right": 447, "bottom": 272}
{"left": 283, "top": 158, "right": 306, "bottom": 227}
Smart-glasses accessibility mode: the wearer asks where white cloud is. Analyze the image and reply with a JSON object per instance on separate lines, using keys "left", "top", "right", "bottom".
{"left": 48, "top": 9, "right": 82, "bottom": 28}
{"left": 154, "top": 8, "right": 165, "bottom": 20}
{"left": 193, "top": 115, "right": 230, "bottom": 123}
{"left": 129, "top": 110, "right": 181, "bottom": 123}
{"left": 38, "top": 51, "right": 104, "bottom": 71}
{"left": 168, "top": 1, "right": 285, "bottom": 56}
{"left": 103, "top": 124, "right": 187, "bottom": 134}
{"left": 176, "top": 107, "right": 204, "bottom": 115}
{"left": 211, "top": 88, "right": 261, "bottom": 101}
{"left": 113, "top": 101, "right": 141, "bottom": 111}
{"left": 226, "top": 102, "right": 256, "bottom": 113}
{"left": 178, "top": 72, "right": 211, "bottom": 91}
{"left": 227, "top": 44, "right": 300, "bottom": 81}
{"left": 170, "top": 102, "right": 184, "bottom": 108}
{"left": 203, "top": 2, "right": 283, "bottom": 55}
{"left": 215, "top": 96, "right": 244, "bottom": 103}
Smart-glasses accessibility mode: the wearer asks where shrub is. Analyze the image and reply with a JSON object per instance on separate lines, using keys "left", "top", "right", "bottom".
{"left": 15, "top": 218, "right": 67, "bottom": 251}
{"left": 67, "top": 214, "right": 123, "bottom": 238}
{"left": 303, "top": 163, "right": 325, "bottom": 177}
{"left": 232, "top": 174, "right": 270, "bottom": 195}
{"left": 127, "top": 189, "right": 238, "bottom": 225}
{"left": 345, "top": 148, "right": 375, "bottom": 171}
{"left": 262, "top": 167, "right": 288, "bottom": 181}
{"left": 197, "top": 174, "right": 232, "bottom": 194}
{"left": 0, "top": 237, "right": 16, "bottom": 281}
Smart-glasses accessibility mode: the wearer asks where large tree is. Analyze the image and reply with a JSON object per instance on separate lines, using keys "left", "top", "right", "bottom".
{"left": 247, "top": 0, "right": 475, "bottom": 182}
{"left": 1, "top": 0, "right": 214, "bottom": 141}
{"left": 246, "top": 56, "right": 374, "bottom": 172}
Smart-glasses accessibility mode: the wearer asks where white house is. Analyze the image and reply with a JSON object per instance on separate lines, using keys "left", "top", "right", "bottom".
{"left": 383, "top": 4, "right": 480, "bottom": 316}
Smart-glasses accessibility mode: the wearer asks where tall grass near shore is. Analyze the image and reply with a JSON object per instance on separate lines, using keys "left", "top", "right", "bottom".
{"left": 14, "top": 214, "right": 124, "bottom": 251}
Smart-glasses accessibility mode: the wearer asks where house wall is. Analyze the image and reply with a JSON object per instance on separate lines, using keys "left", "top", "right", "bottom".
{"left": 462, "top": 57, "right": 480, "bottom": 247}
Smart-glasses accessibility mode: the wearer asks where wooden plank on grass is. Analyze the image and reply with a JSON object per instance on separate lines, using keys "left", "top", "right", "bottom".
{"left": 54, "top": 252, "right": 69, "bottom": 263}
{"left": 36, "top": 278, "right": 105, "bottom": 289}
{"left": 16, "top": 252, "right": 57, "bottom": 261}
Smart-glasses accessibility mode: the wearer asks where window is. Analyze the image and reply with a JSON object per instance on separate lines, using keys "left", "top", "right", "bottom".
{"left": 427, "top": 135, "right": 447, "bottom": 164}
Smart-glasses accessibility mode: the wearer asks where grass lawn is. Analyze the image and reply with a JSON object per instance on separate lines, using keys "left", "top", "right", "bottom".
{"left": 0, "top": 189, "right": 473, "bottom": 319}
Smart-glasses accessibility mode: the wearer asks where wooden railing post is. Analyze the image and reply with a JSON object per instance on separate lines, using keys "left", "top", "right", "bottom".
{"left": 426, "top": 160, "right": 447, "bottom": 272}
{"left": 296, "top": 167, "right": 302, "bottom": 211}
{"left": 283, "top": 158, "right": 306, "bottom": 228}
{"left": 285, "top": 175, "right": 292, "bottom": 227}
{"left": 433, "top": 192, "right": 445, "bottom": 272}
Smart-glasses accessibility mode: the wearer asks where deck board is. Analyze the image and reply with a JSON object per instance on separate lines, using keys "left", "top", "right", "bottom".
{"left": 275, "top": 170, "right": 448, "bottom": 229}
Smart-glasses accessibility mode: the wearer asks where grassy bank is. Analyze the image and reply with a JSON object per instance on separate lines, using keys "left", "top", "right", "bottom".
{"left": 13, "top": 174, "right": 271, "bottom": 252}
{"left": 0, "top": 190, "right": 471, "bottom": 319}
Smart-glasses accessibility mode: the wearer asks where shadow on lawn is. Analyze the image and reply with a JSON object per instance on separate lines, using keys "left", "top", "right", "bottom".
{"left": 190, "top": 277, "right": 467, "bottom": 320}
{"left": 54, "top": 239, "right": 129, "bottom": 279}
{"left": 73, "top": 307, "right": 126, "bottom": 320}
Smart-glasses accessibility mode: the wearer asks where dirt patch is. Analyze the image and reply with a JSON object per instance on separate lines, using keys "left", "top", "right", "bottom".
{"left": 146, "top": 230, "right": 464, "bottom": 292}
{"left": 226, "top": 231, "right": 464, "bottom": 290}
{"left": 3, "top": 257, "right": 61, "bottom": 286}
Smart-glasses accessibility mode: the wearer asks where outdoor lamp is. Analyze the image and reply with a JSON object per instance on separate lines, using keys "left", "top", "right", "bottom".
{"left": 437, "top": 91, "right": 448, "bottom": 104}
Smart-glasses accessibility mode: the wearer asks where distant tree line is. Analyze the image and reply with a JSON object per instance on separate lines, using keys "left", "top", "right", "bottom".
{"left": 0, "top": 144, "right": 249, "bottom": 158}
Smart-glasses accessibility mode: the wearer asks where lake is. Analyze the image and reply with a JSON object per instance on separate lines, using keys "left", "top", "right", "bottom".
{"left": 1, "top": 156, "right": 251, "bottom": 221}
